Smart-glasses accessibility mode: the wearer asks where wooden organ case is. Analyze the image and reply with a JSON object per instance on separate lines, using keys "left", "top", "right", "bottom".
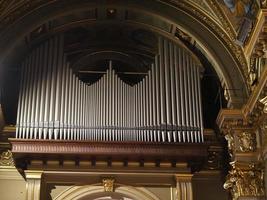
{"left": 10, "top": 34, "right": 208, "bottom": 180}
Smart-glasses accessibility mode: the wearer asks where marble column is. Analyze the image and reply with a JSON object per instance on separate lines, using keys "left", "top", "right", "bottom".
{"left": 175, "top": 174, "right": 193, "bottom": 200}
{"left": 25, "top": 170, "right": 43, "bottom": 200}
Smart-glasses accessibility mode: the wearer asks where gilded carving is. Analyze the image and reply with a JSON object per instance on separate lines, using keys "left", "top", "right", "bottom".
{"left": 224, "top": 162, "right": 265, "bottom": 199}
{"left": 0, "top": 150, "right": 14, "bottom": 166}
{"left": 238, "top": 131, "right": 256, "bottom": 152}
{"left": 102, "top": 178, "right": 115, "bottom": 192}
{"left": 225, "top": 133, "right": 235, "bottom": 156}
{"left": 174, "top": 1, "right": 249, "bottom": 89}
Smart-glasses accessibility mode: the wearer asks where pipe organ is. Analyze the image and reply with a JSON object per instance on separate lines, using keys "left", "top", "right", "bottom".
{"left": 16, "top": 36, "right": 204, "bottom": 143}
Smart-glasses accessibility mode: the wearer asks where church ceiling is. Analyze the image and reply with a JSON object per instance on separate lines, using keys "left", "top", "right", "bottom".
{"left": 0, "top": 0, "right": 252, "bottom": 103}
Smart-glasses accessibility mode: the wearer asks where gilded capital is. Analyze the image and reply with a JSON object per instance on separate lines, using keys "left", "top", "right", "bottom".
{"left": 223, "top": 162, "right": 265, "bottom": 199}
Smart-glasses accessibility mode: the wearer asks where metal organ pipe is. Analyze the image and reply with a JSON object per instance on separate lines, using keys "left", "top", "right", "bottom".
{"left": 16, "top": 36, "right": 204, "bottom": 143}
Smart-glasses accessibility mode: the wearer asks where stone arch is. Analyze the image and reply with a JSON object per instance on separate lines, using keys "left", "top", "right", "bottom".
{"left": 0, "top": 0, "right": 248, "bottom": 107}
{"left": 53, "top": 185, "right": 161, "bottom": 200}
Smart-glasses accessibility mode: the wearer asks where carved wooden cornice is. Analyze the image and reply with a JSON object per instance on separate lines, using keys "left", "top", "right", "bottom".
{"left": 10, "top": 139, "right": 208, "bottom": 162}
{"left": 217, "top": 63, "right": 267, "bottom": 129}
{"left": 244, "top": 9, "right": 267, "bottom": 57}
{"left": 216, "top": 69, "right": 267, "bottom": 161}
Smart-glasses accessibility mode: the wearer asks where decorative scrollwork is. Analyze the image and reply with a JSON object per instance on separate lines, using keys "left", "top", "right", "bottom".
{"left": 0, "top": 150, "right": 14, "bottom": 166}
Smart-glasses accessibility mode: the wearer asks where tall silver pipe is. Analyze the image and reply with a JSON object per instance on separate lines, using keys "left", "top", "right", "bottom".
{"left": 103, "top": 73, "right": 107, "bottom": 140}
{"left": 183, "top": 51, "right": 190, "bottom": 142}
{"left": 93, "top": 83, "right": 97, "bottom": 140}
{"left": 148, "top": 70, "right": 153, "bottom": 141}
{"left": 81, "top": 82, "right": 84, "bottom": 140}
{"left": 33, "top": 47, "right": 42, "bottom": 139}
{"left": 143, "top": 76, "right": 150, "bottom": 141}
{"left": 26, "top": 51, "right": 35, "bottom": 139}
{"left": 30, "top": 48, "right": 39, "bottom": 139}
{"left": 20, "top": 58, "right": 29, "bottom": 138}
{"left": 197, "top": 66, "right": 204, "bottom": 142}
{"left": 78, "top": 81, "right": 82, "bottom": 140}
{"left": 95, "top": 80, "right": 99, "bottom": 140}
{"left": 126, "top": 84, "right": 129, "bottom": 141}
{"left": 39, "top": 43, "right": 49, "bottom": 139}
{"left": 188, "top": 57, "right": 194, "bottom": 143}
{"left": 174, "top": 46, "right": 181, "bottom": 142}
{"left": 16, "top": 60, "right": 26, "bottom": 138}
{"left": 192, "top": 63, "right": 199, "bottom": 142}
{"left": 114, "top": 73, "right": 118, "bottom": 140}
{"left": 59, "top": 57, "right": 66, "bottom": 140}
{"left": 134, "top": 83, "right": 138, "bottom": 141}
{"left": 54, "top": 37, "right": 63, "bottom": 140}
{"left": 155, "top": 56, "right": 161, "bottom": 142}
{"left": 164, "top": 40, "right": 172, "bottom": 128}
{"left": 99, "top": 75, "right": 103, "bottom": 140}
{"left": 144, "top": 77, "right": 148, "bottom": 141}
{"left": 70, "top": 73, "right": 75, "bottom": 140}
{"left": 164, "top": 40, "right": 172, "bottom": 142}
{"left": 22, "top": 57, "right": 30, "bottom": 139}
{"left": 123, "top": 82, "right": 127, "bottom": 140}
{"left": 86, "top": 83, "right": 89, "bottom": 140}
{"left": 112, "top": 69, "right": 115, "bottom": 141}
{"left": 140, "top": 80, "right": 144, "bottom": 141}
{"left": 117, "top": 78, "right": 121, "bottom": 141}
{"left": 108, "top": 62, "right": 111, "bottom": 139}
{"left": 48, "top": 37, "right": 59, "bottom": 140}
{"left": 179, "top": 49, "right": 186, "bottom": 142}
{"left": 67, "top": 66, "right": 70, "bottom": 140}
{"left": 169, "top": 42, "right": 177, "bottom": 142}
{"left": 159, "top": 37, "right": 167, "bottom": 133}
{"left": 151, "top": 64, "right": 157, "bottom": 142}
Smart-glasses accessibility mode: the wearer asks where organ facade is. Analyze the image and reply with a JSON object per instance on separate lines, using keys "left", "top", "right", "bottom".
{"left": 0, "top": 1, "right": 266, "bottom": 200}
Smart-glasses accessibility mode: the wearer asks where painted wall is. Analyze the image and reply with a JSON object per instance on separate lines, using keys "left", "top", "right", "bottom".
{"left": 0, "top": 167, "right": 26, "bottom": 200}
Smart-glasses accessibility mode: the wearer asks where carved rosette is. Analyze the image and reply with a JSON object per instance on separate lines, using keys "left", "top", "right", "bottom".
{"left": 102, "top": 178, "right": 115, "bottom": 192}
{"left": 0, "top": 150, "right": 14, "bottom": 166}
{"left": 224, "top": 162, "right": 265, "bottom": 199}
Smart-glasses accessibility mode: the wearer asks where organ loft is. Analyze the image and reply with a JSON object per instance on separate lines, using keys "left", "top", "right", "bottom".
{"left": 0, "top": 1, "right": 267, "bottom": 200}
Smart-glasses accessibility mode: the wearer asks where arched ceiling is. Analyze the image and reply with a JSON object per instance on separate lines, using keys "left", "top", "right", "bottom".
{"left": 0, "top": 0, "right": 250, "bottom": 108}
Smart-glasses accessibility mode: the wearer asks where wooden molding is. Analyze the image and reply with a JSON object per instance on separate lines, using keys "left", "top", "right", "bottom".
{"left": 10, "top": 139, "right": 207, "bottom": 162}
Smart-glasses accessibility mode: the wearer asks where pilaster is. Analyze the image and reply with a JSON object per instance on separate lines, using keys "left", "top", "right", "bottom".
{"left": 25, "top": 170, "right": 43, "bottom": 200}
{"left": 175, "top": 174, "right": 193, "bottom": 200}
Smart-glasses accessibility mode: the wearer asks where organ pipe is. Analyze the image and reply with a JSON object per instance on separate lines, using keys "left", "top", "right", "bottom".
{"left": 16, "top": 35, "right": 204, "bottom": 143}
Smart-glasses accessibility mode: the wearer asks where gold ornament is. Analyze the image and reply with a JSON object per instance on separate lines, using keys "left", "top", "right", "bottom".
{"left": 0, "top": 150, "right": 14, "bottom": 166}
{"left": 102, "top": 178, "right": 115, "bottom": 192}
